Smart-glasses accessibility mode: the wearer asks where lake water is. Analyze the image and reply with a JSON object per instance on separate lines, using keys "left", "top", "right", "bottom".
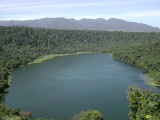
{"left": 4, "top": 53, "right": 158, "bottom": 120}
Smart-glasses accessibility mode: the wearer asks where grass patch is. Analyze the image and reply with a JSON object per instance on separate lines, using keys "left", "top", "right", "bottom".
{"left": 108, "top": 53, "right": 113, "bottom": 57}
{"left": 4, "top": 73, "right": 12, "bottom": 92}
{"left": 7, "top": 74, "right": 12, "bottom": 86}
{"left": 28, "top": 52, "right": 92, "bottom": 64}
{"left": 142, "top": 71, "right": 160, "bottom": 87}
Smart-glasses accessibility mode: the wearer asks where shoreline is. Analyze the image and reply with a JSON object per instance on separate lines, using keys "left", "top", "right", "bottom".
{"left": 5, "top": 74, "right": 12, "bottom": 92}
{"left": 1, "top": 52, "right": 92, "bottom": 97}
{"left": 4, "top": 52, "right": 92, "bottom": 94}
{"left": 6, "top": 52, "right": 159, "bottom": 92}
{"left": 108, "top": 53, "right": 160, "bottom": 87}
{"left": 142, "top": 73, "right": 160, "bottom": 87}
{"left": 28, "top": 52, "right": 92, "bottom": 65}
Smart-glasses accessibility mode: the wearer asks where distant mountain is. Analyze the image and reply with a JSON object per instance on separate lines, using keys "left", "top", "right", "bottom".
{"left": 0, "top": 17, "right": 160, "bottom": 32}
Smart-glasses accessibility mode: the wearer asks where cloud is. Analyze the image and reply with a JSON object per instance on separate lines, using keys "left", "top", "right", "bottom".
{"left": 123, "top": 10, "right": 160, "bottom": 17}
{"left": 0, "top": 0, "right": 158, "bottom": 12}
{"left": 0, "top": 13, "right": 70, "bottom": 21}
{"left": 1, "top": 10, "right": 160, "bottom": 21}
{"left": 75, "top": 10, "right": 160, "bottom": 19}
{"left": 0, "top": 0, "right": 160, "bottom": 28}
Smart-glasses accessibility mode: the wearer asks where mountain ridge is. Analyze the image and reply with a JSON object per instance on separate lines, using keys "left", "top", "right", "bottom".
{"left": 0, "top": 17, "right": 160, "bottom": 32}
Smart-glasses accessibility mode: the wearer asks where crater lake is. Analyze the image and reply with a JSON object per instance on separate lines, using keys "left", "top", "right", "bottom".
{"left": 4, "top": 53, "right": 158, "bottom": 120}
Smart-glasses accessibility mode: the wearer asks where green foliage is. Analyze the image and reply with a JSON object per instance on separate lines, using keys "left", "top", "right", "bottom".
{"left": 0, "top": 102, "right": 21, "bottom": 120}
{"left": 111, "top": 41, "right": 160, "bottom": 85}
{"left": 127, "top": 85, "right": 160, "bottom": 120}
{"left": 0, "top": 26, "right": 160, "bottom": 119}
{"left": 0, "top": 26, "right": 160, "bottom": 97}
{"left": 71, "top": 110, "right": 103, "bottom": 120}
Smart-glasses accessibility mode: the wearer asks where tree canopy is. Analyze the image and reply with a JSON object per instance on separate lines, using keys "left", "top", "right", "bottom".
{"left": 0, "top": 26, "right": 160, "bottom": 119}
{"left": 127, "top": 85, "right": 160, "bottom": 120}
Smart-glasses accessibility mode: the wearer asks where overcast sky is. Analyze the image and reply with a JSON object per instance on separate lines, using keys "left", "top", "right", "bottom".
{"left": 0, "top": 0, "right": 160, "bottom": 27}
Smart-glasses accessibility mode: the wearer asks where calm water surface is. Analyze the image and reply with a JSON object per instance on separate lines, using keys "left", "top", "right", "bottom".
{"left": 4, "top": 53, "right": 158, "bottom": 120}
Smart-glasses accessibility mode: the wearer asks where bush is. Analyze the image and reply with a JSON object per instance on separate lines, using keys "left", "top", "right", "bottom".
{"left": 71, "top": 110, "right": 103, "bottom": 120}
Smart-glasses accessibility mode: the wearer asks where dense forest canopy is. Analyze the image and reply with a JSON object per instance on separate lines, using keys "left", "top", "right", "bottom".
{"left": 0, "top": 26, "right": 160, "bottom": 119}
{"left": 127, "top": 85, "right": 160, "bottom": 120}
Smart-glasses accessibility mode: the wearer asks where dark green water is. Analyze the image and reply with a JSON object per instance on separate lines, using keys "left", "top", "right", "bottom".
{"left": 4, "top": 53, "right": 157, "bottom": 120}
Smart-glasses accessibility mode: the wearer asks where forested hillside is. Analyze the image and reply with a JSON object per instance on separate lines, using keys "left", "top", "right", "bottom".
{"left": 0, "top": 26, "right": 160, "bottom": 119}
{"left": 112, "top": 41, "right": 160, "bottom": 85}
{"left": 0, "top": 18, "right": 160, "bottom": 32}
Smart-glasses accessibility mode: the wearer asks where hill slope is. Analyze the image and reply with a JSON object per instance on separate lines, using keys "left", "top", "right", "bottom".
{"left": 0, "top": 18, "right": 160, "bottom": 32}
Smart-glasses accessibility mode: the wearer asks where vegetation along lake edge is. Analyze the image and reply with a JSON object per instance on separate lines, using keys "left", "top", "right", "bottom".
{"left": 109, "top": 53, "right": 160, "bottom": 87}
{"left": 0, "top": 26, "right": 160, "bottom": 119}
{"left": 7, "top": 52, "right": 159, "bottom": 89}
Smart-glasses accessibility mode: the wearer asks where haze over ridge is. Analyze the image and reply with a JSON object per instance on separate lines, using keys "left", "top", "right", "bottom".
{"left": 0, "top": 17, "right": 160, "bottom": 32}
